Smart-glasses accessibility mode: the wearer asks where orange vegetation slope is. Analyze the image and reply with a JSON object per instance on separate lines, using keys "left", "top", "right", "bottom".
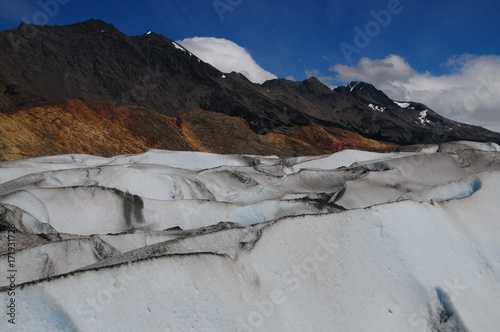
{"left": 0, "top": 99, "right": 396, "bottom": 161}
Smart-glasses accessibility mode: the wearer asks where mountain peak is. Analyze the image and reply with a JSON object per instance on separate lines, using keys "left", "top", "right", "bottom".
{"left": 301, "top": 77, "right": 332, "bottom": 94}
{"left": 73, "top": 18, "right": 117, "bottom": 29}
{"left": 344, "top": 81, "right": 377, "bottom": 92}
{"left": 336, "top": 81, "right": 394, "bottom": 106}
{"left": 304, "top": 76, "right": 323, "bottom": 84}
{"left": 67, "top": 19, "right": 121, "bottom": 34}
{"left": 345, "top": 81, "right": 362, "bottom": 92}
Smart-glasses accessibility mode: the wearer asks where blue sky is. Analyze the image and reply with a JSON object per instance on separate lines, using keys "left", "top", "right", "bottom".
{"left": 1, "top": 0, "right": 500, "bottom": 131}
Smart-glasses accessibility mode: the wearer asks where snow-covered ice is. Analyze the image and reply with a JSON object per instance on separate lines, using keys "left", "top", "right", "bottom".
{"left": 1, "top": 141, "right": 499, "bottom": 331}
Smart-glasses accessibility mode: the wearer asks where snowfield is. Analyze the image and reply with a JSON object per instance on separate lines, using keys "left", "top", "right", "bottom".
{"left": 1, "top": 141, "right": 499, "bottom": 331}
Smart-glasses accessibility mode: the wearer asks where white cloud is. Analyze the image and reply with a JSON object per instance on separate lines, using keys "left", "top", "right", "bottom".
{"left": 331, "top": 54, "right": 416, "bottom": 83}
{"left": 176, "top": 37, "right": 277, "bottom": 84}
{"left": 331, "top": 54, "right": 500, "bottom": 133}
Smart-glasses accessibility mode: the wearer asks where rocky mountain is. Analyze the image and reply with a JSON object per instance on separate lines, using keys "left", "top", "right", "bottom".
{"left": 264, "top": 79, "right": 500, "bottom": 144}
{"left": 1, "top": 19, "right": 499, "bottom": 154}
{"left": 0, "top": 19, "right": 315, "bottom": 133}
{"left": 0, "top": 99, "right": 395, "bottom": 162}
{"left": 336, "top": 81, "right": 495, "bottom": 144}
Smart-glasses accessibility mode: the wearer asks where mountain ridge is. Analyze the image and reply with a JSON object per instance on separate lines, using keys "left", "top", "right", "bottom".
{"left": 1, "top": 19, "right": 499, "bottom": 148}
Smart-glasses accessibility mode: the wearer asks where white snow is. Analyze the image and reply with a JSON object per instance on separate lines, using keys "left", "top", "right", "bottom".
{"left": 393, "top": 101, "right": 410, "bottom": 108}
{"left": 1, "top": 142, "right": 499, "bottom": 331}
{"left": 172, "top": 42, "right": 194, "bottom": 57}
{"left": 221, "top": 74, "right": 226, "bottom": 78}
{"left": 172, "top": 41, "right": 184, "bottom": 51}
{"left": 368, "top": 103, "right": 386, "bottom": 112}
{"left": 419, "top": 110, "right": 432, "bottom": 125}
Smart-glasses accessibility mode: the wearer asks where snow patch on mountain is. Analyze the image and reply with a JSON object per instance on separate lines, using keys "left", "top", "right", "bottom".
{"left": 368, "top": 103, "right": 386, "bottom": 112}
{"left": 349, "top": 82, "right": 360, "bottom": 92}
{"left": 172, "top": 41, "right": 193, "bottom": 57}
{"left": 394, "top": 101, "right": 410, "bottom": 108}
{"left": 419, "top": 110, "right": 432, "bottom": 125}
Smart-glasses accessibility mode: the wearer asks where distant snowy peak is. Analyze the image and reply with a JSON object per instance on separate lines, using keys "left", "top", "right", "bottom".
{"left": 331, "top": 80, "right": 500, "bottom": 143}
{"left": 342, "top": 82, "right": 418, "bottom": 111}
{"left": 349, "top": 82, "right": 359, "bottom": 92}
{"left": 345, "top": 81, "right": 382, "bottom": 93}
{"left": 346, "top": 81, "right": 362, "bottom": 92}
{"left": 342, "top": 81, "right": 396, "bottom": 105}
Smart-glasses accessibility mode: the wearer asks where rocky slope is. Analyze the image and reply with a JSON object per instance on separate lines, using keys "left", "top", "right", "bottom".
{"left": 0, "top": 99, "right": 395, "bottom": 161}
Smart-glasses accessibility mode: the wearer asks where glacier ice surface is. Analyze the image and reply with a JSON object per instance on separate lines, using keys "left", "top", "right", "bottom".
{"left": 1, "top": 141, "right": 499, "bottom": 331}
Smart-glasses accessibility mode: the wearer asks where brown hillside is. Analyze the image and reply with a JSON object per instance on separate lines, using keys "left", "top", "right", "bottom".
{"left": 0, "top": 99, "right": 396, "bottom": 161}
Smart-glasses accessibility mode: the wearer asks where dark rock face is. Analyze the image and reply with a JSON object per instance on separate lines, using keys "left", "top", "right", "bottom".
{"left": 1, "top": 19, "right": 499, "bottom": 145}
{"left": 335, "top": 82, "right": 500, "bottom": 144}
{"left": 264, "top": 79, "right": 500, "bottom": 144}
{"left": 0, "top": 19, "right": 313, "bottom": 133}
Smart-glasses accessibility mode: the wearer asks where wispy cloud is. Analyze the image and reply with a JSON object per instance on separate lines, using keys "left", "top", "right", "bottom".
{"left": 177, "top": 37, "right": 277, "bottom": 84}
{"left": 331, "top": 54, "right": 500, "bottom": 132}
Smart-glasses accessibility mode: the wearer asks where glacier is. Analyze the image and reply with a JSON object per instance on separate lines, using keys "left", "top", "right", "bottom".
{"left": 0, "top": 141, "right": 499, "bottom": 331}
